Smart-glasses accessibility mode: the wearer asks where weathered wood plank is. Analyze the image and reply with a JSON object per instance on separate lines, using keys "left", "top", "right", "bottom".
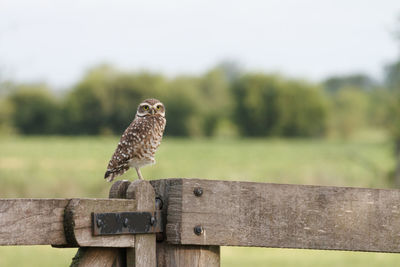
{"left": 0, "top": 196, "right": 138, "bottom": 246}
{"left": 0, "top": 198, "right": 69, "bottom": 246}
{"left": 126, "top": 180, "right": 156, "bottom": 267}
{"left": 161, "top": 178, "right": 400, "bottom": 253}
{"left": 150, "top": 179, "right": 220, "bottom": 267}
{"left": 64, "top": 198, "right": 137, "bottom": 247}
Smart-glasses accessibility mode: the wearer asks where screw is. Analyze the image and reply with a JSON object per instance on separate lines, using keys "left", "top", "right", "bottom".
{"left": 155, "top": 197, "right": 163, "bottom": 210}
{"left": 193, "top": 187, "right": 203, "bottom": 197}
{"left": 150, "top": 216, "right": 156, "bottom": 226}
{"left": 194, "top": 225, "right": 203, "bottom": 235}
{"left": 123, "top": 218, "right": 129, "bottom": 227}
{"left": 96, "top": 219, "right": 103, "bottom": 228}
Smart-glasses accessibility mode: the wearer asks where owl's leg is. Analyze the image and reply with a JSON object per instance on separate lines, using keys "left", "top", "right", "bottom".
{"left": 135, "top": 167, "right": 143, "bottom": 180}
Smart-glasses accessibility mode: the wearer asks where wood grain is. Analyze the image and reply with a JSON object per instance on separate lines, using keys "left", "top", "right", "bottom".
{"left": 109, "top": 180, "right": 132, "bottom": 199}
{"left": 0, "top": 198, "right": 69, "bottom": 246}
{"left": 161, "top": 178, "right": 400, "bottom": 253}
{"left": 0, "top": 197, "right": 138, "bottom": 246}
{"left": 156, "top": 243, "right": 220, "bottom": 267}
{"left": 5, "top": 178, "right": 400, "bottom": 256}
{"left": 70, "top": 180, "right": 132, "bottom": 266}
{"left": 70, "top": 247, "right": 125, "bottom": 267}
{"left": 126, "top": 180, "right": 156, "bottom": 267}
{"left": 150, "top": 179, "right": 220, "bottom": 267}
{"left": 64, "top": 198, "right": 137, "bottom": 247}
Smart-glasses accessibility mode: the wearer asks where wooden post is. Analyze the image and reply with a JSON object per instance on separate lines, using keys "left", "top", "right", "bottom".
{"left": 156, "top": 243, "right": 220, "bottom": 267}
{"left": 70, "top": 247, "right": 125, "bottom": 267}
{"left": 126, "top": 180, "right": 157, "bottom": 267}
{"left": 70, "top": 180, "right": 131, "bottom": 267}
{"left": 150, "top": 179, "right": 221, "bottom": 267}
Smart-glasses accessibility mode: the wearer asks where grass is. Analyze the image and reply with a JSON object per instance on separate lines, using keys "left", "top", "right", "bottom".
{"left": 0, "top": 134, "right": 398, "bottom": 266}
{"left": 221, "top": 247, "right": 400, "bottom": 267}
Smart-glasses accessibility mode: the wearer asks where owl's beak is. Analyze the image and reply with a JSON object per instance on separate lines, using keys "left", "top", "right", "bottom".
{"left": 150, "top": 109, "right": 155, "bottom": 115}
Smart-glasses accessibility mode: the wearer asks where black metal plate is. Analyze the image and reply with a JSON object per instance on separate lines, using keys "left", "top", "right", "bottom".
{"left": 92, "top": 211, "right": 162, "bottom": 236}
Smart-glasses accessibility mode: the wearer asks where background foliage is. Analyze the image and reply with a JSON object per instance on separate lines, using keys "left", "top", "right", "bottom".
{"left": 0, "top": 63, "right": 396, "bottom": 139}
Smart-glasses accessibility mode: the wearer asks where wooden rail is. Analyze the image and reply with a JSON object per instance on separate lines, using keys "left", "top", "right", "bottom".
{"left": 0, "top": 198, "right": 137, "bottom": 247}
{"left": 151, "top": 179, "right": 400, "bottom": 253}
{"left": 2, "top": 178, "right": 400, "bottom": 266}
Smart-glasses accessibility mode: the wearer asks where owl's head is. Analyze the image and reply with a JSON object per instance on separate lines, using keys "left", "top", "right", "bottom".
{"left": 136, "top": 98, "right": 165, "bottom": 118}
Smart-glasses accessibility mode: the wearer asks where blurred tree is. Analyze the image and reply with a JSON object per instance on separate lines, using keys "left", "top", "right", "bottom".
{"left": 232, "top": 74, "right": 279, "bottom": 136}
{"left": 8, "top": 84, "right": 61, "bottom": 134}
{"left": 64, "top": 83, "right": 107, "bottom": 134}
{"left": 385, "top": 61, "right": 400, "bottom": 90}
{"left": 274, "top": 81, "right": 328, "bottom": 137}
{"left": 366, "top": 88, "right": 392, "bottom": 128}
{"left": 163, "top": 67, "right": 235, "bottom": 137}
{"left": 385, "top": 60, "right": 400, "bottom": 187}
{"left": 0, "top": 97, "right": 14, "bottom": 134}
{"left": 64, "top": 65, "right": 165, "bottom": 135}
{"left": 163, "top": 76, "right": 202, "bottom": 136}
{"left": 198, "top": 68, "right": 233, "bottom": 136}
{"left": 323, "top": 74, "right": 377, "bottom": 94}
{"left": 65, "top": 64, "right": 236, "bottom": 137}
{"left": 385, "top": 17, "right": 400, "bottom": 187}
{"left": 4, "top": 63, "right": 387, "bottom": 140}
{"left": 233, "top": 74, "right": 328, "bottom": 137}
{"left": 0, "top": 80, "right": 15, "bottom": 134}
{"left": 394, "top": 96, "right": 400, "bottom": 188}
{"left": 328, "top": 87, "right": 369, "bottom": 138}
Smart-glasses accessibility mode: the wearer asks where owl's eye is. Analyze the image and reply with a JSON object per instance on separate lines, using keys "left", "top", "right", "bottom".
{"left": 156, "top": 105, "right": 161, "bottom": 110}
{"left": 143, "top": 105, "right": 149, "bottom": 110}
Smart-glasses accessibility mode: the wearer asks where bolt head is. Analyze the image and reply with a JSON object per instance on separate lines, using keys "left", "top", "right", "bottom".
{"left": 194, "top": 225, "right": 203, "bottom": 235}
{"left": 193, "top": 187, "right": 203, "bottom": 197}
{"left": 150, "top": 216, "right": 156, "bottom": 226}
{"left": 123, "top": 218, "right": 129, "bottom": 227}
{"left": 96, "top": 219, "right": 103, "bottom": 227}
{"left": 155, "top": 197, "right": 163, "bottom": 210}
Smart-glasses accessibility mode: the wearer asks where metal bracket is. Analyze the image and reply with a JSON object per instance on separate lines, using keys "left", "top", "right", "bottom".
{"left": 92, "top": 211, "right": 162, "bottom": 236}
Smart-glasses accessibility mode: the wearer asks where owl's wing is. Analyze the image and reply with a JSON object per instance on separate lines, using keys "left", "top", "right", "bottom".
{"left": 104, "top": 121, "right": 143, "bottom": 181}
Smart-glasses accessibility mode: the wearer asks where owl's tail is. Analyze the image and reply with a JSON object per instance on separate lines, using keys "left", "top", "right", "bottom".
{"left": 104, "top": 170, "right": 114, "bottom": 182}
{"left": 104, "top": 166, "right": 129, "bottom": 182}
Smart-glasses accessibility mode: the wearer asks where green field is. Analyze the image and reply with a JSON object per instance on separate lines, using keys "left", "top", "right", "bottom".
{"left": 0, "top": 135, "right": 399, "bottom": 266}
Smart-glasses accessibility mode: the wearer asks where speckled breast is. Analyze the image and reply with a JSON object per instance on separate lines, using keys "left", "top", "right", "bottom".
{"left": 130, "top": 116, "right": 166, "bottom": 167}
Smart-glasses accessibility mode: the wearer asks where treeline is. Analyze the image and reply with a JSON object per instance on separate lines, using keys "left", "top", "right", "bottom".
{"left": 0, "top": 63, "right": 396, "bottom": 138}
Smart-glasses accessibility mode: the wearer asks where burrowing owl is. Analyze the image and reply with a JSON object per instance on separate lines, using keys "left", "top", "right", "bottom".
{"left": 104, "top": 98, "right": 166, "bottom": 182}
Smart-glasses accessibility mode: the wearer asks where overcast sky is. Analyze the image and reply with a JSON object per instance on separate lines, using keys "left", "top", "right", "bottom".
{"left": 0, "top": 0, "right": 399, "bottom": 88}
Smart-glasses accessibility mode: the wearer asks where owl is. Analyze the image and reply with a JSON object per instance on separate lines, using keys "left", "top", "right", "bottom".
{"left": 104, "top": 98, "right": 166, "bottom": 182}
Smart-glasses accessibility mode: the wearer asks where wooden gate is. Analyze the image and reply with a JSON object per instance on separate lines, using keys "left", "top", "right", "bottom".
{"left": 2, "top": 178, "right": 400, "bottom": 266}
